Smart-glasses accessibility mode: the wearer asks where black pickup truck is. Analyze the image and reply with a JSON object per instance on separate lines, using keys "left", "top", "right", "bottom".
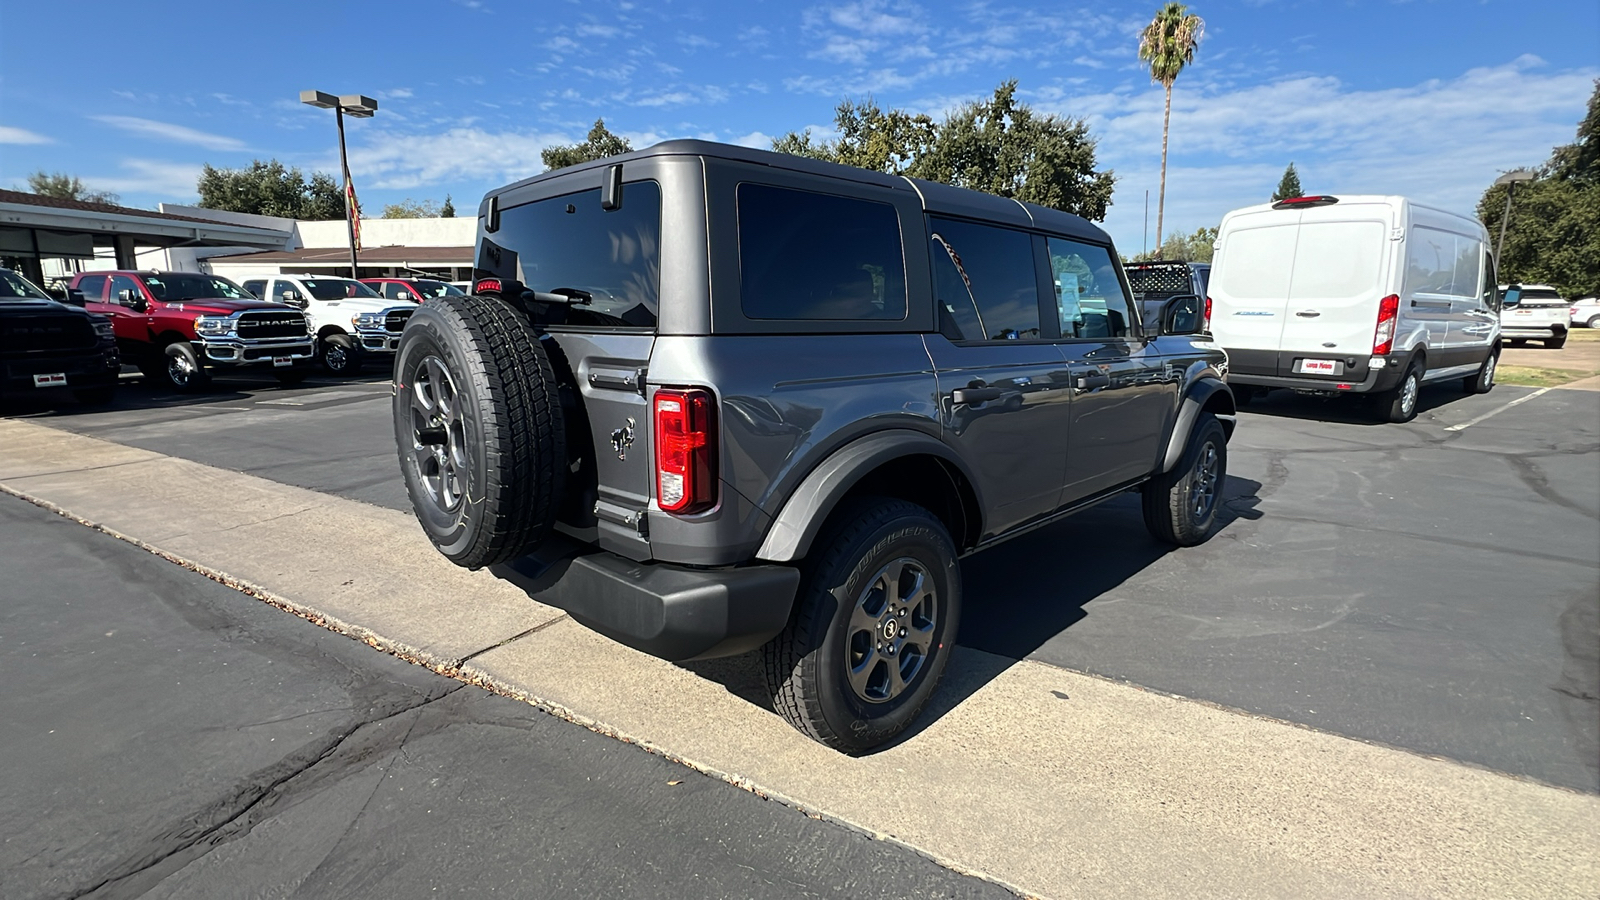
{"left": 1, "top": 268, "right": 120, "bottom": 405}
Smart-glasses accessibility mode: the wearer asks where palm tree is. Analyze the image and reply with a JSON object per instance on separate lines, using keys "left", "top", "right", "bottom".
{"left": 1138, "top": 3, "right": 1204, "bottom": 258}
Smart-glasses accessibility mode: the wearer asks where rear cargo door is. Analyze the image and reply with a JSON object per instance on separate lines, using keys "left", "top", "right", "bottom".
{"left": 1210, "top": 214, "right": 1298, "bottom": 377}
{"left": 1277, "top": 211, "right": 1389, "bottom": 377}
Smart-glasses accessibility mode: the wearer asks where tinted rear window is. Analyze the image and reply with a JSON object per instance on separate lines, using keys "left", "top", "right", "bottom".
{"left": 477, "top": 182, "right": 661, "bottom": 328}
{"left": 738, "top": 183, "right": 907, "bottom": 321}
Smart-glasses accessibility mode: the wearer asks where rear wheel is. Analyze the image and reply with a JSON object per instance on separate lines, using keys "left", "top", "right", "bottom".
{"left": 1378, "top": 360, "right": 1422, "bottom": 423}
{"left": 1545, "top": 332, "right": 1567, "bottom": 350}
{"left": 1587, "top": 315, "right": 1600, "bottom": 329}
{"left": 320, "top": 332, "right": 362, "bottom": 376}
{"left": 1142, "top": 413, "right": 1227, "bottom": 546}
{"left": 162, "top": 341, "right": 210, "bottom": 392}
{"left": 763, "top": 498, "right": 960, "bottom": 753}
{"left": 1462, "top": 350, "right": 1498, "bottom": 394}
{"left": 393, "top": 294, "right": 566, "bottom": 569}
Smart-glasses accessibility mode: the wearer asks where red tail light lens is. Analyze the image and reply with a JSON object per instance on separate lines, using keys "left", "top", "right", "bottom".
{"left": 1373, "top": 293, "right": 1400, "bottom": 355}
{"left": 474, "top": 278, "right": 502, "bottom": 294}
{"left": 654, "top": 388, "right": 717, "bottom": 514}
{"left": 1203, "top": 295, "right": 1212, "bottom": 332}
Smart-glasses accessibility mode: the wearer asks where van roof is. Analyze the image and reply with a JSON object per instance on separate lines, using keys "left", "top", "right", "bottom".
{"left": 485, "top": 139, "right": 1111, "bottom": 245}
{"left": 1221, "top": 195, "right": 1482, "bottom": 228}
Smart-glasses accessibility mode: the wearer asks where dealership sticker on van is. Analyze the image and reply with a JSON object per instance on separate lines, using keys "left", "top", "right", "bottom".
{"left": 1295, "top": 359, "right": 1343, "bottom": 375}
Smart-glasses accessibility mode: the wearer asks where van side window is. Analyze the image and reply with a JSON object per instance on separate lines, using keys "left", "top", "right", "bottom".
{"left": 1406, "top": 226, "right": 1481, "bottom": 302}
{"left": 737, "top": 184, "right": 906, "bottom": 321}
{"left": 929, "top": 218, "right": 1039, "bottom": 341}
{"left": 477, "top": 182, "right": 662, "bottom": 328}
{"left": 1046, "top": 237, "right": 1135, "bottom": 339}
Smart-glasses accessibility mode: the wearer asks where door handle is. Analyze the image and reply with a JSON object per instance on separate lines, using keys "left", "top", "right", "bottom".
{"left": 1295, "top": 310, "right": 1321, "bottom": 318}
{"left": 1072, "top": 369, "right": 1110, "bottom": 391}
{"left": 951, "top": 386, "right": 1004, "bottom": 405}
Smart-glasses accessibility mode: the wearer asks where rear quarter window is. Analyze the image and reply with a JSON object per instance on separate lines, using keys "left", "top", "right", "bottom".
{"left": 737, "top": 183, "right": 907, "bottom": 321}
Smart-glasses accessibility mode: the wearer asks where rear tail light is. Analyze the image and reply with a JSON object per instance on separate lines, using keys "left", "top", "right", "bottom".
{"left": 1373, "top": 293, "right": 1400, "bottom": 355}
{"left": 1203, "top": 295, "right": 1212, "bottom": 332}
{"left": 474, "top": 278, "right": 502, "bottom": 294}
{"left": 654, "top": 388, "right": 717, "bottom": 514}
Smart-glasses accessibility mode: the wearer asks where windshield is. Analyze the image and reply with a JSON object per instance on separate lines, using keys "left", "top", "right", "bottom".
{"left": 0, "top": 269, "right": 52, "bottom": 301}
{"left": 413, "top": 280, "right": 463, "bottom": 298}
{"left": 303, "top": 279, "right": 381, "bottom": 300}
{"left": 143, "top": 273, "right": 252, "bottom": 301}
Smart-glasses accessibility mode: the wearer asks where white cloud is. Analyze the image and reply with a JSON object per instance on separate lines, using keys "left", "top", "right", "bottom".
{"left": 89, "top": 115, "right": 246, "bottom": 152}
{"left": 0, "top": 125, "right": 51, "bottom": 144}
{"left": 381, "top": 88, "right": 415, "bottom": 99}
{"left": 731, "top": 130, "right": 774, "bottom": 149}
{"left": 346, "top": 127, "right": 575, "bottom": 190}
{"left": 85, "top": 159, "right": 204, "bottom": 198}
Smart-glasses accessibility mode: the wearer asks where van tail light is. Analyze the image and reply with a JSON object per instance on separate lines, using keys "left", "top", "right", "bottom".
{"left": 654, "top": 388, "right": 717, "bottom": 514}
{"left": 1373, "top": 293, "right": 1400, "bottom": 355}
{"left": 1203, "top": 296, "right": 1212, "bottom": 332}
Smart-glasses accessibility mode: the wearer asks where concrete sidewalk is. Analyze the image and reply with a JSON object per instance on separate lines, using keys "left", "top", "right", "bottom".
{"left": 2, "top": 418, "right": 1595, "bottom": 900}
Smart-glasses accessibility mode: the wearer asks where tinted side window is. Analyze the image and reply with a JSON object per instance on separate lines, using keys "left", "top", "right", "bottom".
{"left": 929, "top": 218, "right": 1039, "bottom": 341}
{"left": 477, "top": 182, "right": 661, "bottom": 328}
{"left": 109, "top": 275, "right": 141, "bottom": 304}
{"left": 1047, "top": 237, "right": 1135, "bottom": 338}
{"left": 77, "top": 275, "right": 108, "bottom": 302}
{"left": 270, "top": 279, "right": 300, "bottom": 301}
{"left": 242, "top": 279, "right": 265, "bottom": 298}
{"left": 737, "top": 183, "right": 906, "bottom": 321}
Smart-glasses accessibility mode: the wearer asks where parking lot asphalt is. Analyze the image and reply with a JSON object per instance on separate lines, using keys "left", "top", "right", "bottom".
{"left": 6, "top": 368, "right": 1598, "bottom": 792}
{"left": 0, "top": 491, "right": 1013, "bottom": 900}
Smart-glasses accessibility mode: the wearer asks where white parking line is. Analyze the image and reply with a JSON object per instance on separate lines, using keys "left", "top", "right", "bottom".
{"left": 1444, "top": 387, "right": 1553, "bottom": 432}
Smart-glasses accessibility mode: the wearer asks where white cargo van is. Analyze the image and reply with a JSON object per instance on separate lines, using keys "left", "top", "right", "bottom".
{"left": 1209, "top": 195, "right": 1500, "bottom": 422}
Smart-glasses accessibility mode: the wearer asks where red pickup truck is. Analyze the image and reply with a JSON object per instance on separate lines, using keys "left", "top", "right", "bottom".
{"left": 69, "top": 271, "right": 315, "bottom": 391}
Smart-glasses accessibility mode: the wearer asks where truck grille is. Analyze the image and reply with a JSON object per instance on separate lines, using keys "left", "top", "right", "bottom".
{"left": 236, "top": 311, "right": 308, "bottom": 339}
{"left": 1, "top": 315, "right": 96, "bottom": 354}
{"left": 384, "top": 308, "right": 414, "bottom": 333}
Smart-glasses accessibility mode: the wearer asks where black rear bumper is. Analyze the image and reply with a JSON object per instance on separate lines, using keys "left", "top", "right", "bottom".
{"left": 493, "top": 539, "right": 800, "bottom": 661}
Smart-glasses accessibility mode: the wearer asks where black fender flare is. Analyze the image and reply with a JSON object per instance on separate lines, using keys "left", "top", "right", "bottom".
{"left": 1160, "top": 377, "right": 1236, "bottom": 474}
{"left": 755, "top": 430, "right": 982, "bottom": 563}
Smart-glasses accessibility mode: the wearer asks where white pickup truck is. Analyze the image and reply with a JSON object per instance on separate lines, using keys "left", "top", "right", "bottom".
{"left": 242, "top": 275, "right": 417, "bottom": 374}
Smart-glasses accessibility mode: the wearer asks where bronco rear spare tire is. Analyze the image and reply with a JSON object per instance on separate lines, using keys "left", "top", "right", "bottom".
{"left": 393, "top": 294, "right": 566, "bottom": 569}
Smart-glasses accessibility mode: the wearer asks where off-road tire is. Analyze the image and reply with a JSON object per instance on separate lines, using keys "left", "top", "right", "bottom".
{"left": 1462, "top": 350, "right": 1498, "bottom": 394}
{"left": 1545, "top": 332, "right": 1567, "bottom": 350}
{"left": 320, "top": 332, "right": 363, "bottom": 376}
{"left": 393, "top": 294, "right": 565, "bottom": 569}
{"left": 1142, "top": 413, "right": 1227, "bottom": 546}
{"left": 73, "top": 386, "right": 115, "bottom": 406}
{"left": 762, "top": 497, "right": 960, "bottom": 753}
{"left": 162, "top": 341, "right": 210, "bottom": 393}
{"left": 1378, "top": 360, "right": 1423, "bottom": 423}
{"left": 274, "top": 369, "right": 310, "bottom": 386}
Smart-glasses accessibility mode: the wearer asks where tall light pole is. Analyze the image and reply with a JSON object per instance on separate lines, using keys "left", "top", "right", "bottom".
{"left": 1493, "top": 168, "right": 1536, "bottom": 269}
{"left": 300, "top": 90, "right": 378, "bottom": 279}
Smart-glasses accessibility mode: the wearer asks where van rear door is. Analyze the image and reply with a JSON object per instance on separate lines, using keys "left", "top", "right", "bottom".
{"left": 1210, "top": 212, "right": 1298, "bottom": 378}
{"left": 1275, "top": 207, "right": 1391, "bottom": 378}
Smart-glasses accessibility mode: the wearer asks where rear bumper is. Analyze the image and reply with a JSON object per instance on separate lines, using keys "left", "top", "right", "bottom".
{"left": 492, "top": 538, "right": 800, "bottom": 661}
{"left": 1227, "top": 357, "right": 1403, "bottom": 394}
{"left": 1501, "top": 324, "right": 1566, "bottom": 339}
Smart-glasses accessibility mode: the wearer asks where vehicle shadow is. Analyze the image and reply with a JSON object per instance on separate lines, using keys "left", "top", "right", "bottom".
{"left": 0, "top": 369, "right": 386, "bottom": 419}
{"left": 1234, "top": 384, "right": 1464, "bottom": 425}
{"left": 679, "top": 474, "right": 1265, "bottom": 752}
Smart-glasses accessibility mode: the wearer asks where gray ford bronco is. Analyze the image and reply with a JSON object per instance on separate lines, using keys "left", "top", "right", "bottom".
{"left": 392, "top": 140, "right": 1235, "bottom": 752}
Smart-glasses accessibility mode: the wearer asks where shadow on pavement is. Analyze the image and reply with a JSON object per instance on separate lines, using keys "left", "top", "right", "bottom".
{"left": 1234, "top": 383, "right": 1467, "bottom": 425}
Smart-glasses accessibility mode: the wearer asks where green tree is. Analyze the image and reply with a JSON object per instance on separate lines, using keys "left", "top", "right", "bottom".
{"left": 1138, "top": 2, "right": 1205, "bottom": 257}
{"left": 381, "top": 198, "right": 443, "bottom": 218}
{"left": 25, "top": 171, "right": 120, "bottom": 206}
{"left": 773, "top": 82, "right": 1115, "bottom": 220}
{"left": 1478, "top": 80, "right": 1600, "bottom": 298}
{"left": 441, "top": 194, "right": 456, "bottom": 218}
{"left": 1272, "top": 163, "right": 1303, "bottom": 202}
{"left": 542, "top": 119, "right": 633, "bottom": 171}
{"left": 1130, "top": 225, "right": 1218, "bottom": 263}
{"left": 196, "top": 160, "right": 343, "bottom": 220}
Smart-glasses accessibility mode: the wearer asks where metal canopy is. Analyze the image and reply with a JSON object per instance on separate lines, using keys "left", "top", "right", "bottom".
{"left": 0, "top": 189, "right": 292, "bottom": 256}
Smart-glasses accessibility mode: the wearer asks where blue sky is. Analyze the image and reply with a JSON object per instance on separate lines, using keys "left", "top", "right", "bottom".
{"left": 1, "top": 0, "right": 1595, "bottom": 253}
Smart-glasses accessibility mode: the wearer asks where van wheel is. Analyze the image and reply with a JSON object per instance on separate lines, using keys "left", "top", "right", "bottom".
{"left": 1142, "top": 413, "right": 1227, "bottom": 546}
{"left": 1462, "top": 351, "right": 1498, "bottom": 394}
{"left": 163, "top": 341, "right": 211, "bottom": 393}
{"left": 392, "top": 294, "right": 566, "bottom": 569}
{"left": 320, "top": 333, "right": 362, "bottom": 375}
{"left": 763, "top": 498, "right": 960, "bottom": 753}
{"left": 1378, "top": 361, "right": 1422, "bottom": 423}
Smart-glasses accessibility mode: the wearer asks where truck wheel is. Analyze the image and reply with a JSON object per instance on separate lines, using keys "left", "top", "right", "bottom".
{"left": 1545, "top": 332, "right": 1567, "bottom": 350}
{"left": 1462, "top": 351, "right": 1498, "bottom": 394}
{"left": 762, "top": 497, "right": 961, "bottom": 753}
{"left": 163, "top": 341, "right": 211, "bottom": 392}
{"left": 393, "top": 294, "right": 566, "bottom": 569}
{"left": 320, "top": 332, "right": 362, "bottom": 375}
{"left": 1377, "top": 361, "right": 1422, "bottom": 423}
{"left": 1142, "top": 413, "right": 1227, "bottom": 547}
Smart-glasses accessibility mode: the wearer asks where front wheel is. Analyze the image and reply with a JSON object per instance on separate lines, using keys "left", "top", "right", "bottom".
{"left": 162, "top": 341, "right": 211, "bottom": 393}
{"left": 762, "top": 498, "right": 961, "bottom": 753}
{"left": 1142, "top": 413, "right": 1228, "bottom": 546}
{"left": 320, "top": 332, "right": 363, "bottom": 376}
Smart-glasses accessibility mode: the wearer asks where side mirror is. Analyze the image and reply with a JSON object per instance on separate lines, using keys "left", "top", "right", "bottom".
{"left": 1501, "top": 284, "right": 1521, "bottom": 307}
{"left": 117, "top": 289, "right": 148, "bottom": 311}
{"left": 398, "top": 291, "right": 413, "bottom": 301}
{"left": 1160, "top": 294, "right": 1204, "bottom": 336}
{"left": 280, "top": 291, "right": 307, "bottom": 309}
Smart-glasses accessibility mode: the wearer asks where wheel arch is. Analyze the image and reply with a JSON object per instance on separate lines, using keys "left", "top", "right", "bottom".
{"left": 1160, "top": 377, "right": 1236, "bottom": 474}
{"left": 754, "top": 431, "right": 983, "bottom": 563}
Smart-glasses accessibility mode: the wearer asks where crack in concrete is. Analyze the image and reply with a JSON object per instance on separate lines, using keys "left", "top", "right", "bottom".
{"left": 457, "top": 614, "right": 571, "bottom": 666}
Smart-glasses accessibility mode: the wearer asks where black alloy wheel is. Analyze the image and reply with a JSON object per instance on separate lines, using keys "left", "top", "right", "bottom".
{"left": 1142, "top": 412, "right": 1228, "bottom": 546}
